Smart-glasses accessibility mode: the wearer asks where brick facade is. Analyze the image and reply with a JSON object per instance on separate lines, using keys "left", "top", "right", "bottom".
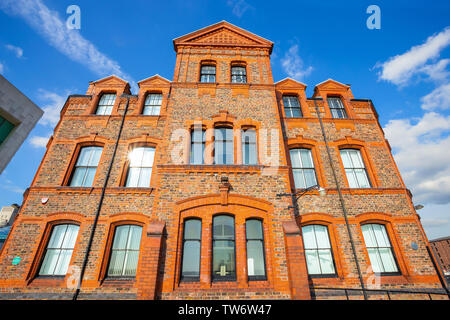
{"left": 0, "top": 21, "right": 446, "bottom": 300}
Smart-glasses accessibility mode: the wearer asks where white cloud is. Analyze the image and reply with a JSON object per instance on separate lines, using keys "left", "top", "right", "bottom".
{"left": 281, "top": 44, "right": 313, "bottom": 81}
{"left": 0, "top": 62, "right": 4, "bottom": 73}
{"left": 419, "top": 58, "right": 450, "bottom": 82}
{"left": 226, "top": 0, "right": 252, "bottom": 18}
{"left": 421, "top": 83, "right": 450, "bottom": 111}
{"left": 376, "top": 27, "right": 450, "bottom": 85}
{"left": 37, "top": 89, "right": 69, "bottom": 127}
{"left": 29, "top": 135, "right": 51, "bottom": 148}
{"left": 0, "top": 0, "right": 136, "bottom": 90}
{"left": 5, "top": 44, "right": 23, "bottom": 58}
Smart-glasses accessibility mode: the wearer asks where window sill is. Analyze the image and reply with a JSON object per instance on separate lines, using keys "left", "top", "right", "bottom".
{"left": 309, "top": 273, "right": 339, "bottom": 279}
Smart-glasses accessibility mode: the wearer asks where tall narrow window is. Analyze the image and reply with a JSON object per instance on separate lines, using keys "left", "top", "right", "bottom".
{"left": 95, "top": 93, "right": 116, "bottom": 115}
{"left": 302, "top": 225, "right": 336, "bottom": 275}
{"left": 214, "top": 128, "right": 233, "bottom": 165}
{"left": 0, "top": 115, "right": 15, "bottom": 145}
{"left": 340, "top": 149, "right": 371, "bottom": 188}
{"left": 327, "top": 97, "right": 347, "bottom": 119}
{"left": 69, "top": 146, "right": 103, "bottom": 187}
{"left": 107, "top": 225, "right": 143, "bottom": 277}
{"left": 246, "top": 219, "right": 266, "bottom": 280}
{"left": 231, "top": 66, "right": 247, "bottom": 83}
{"left": 212, "top": 215, "right": 236, "bottom": 281}
{"left": 190, "top": 129, "right": 205, "bottom": 165}
{"left": 289, "top": 148, "right": 317, "bottom": 189}
{"left": 200, "top": 65, "right": 216, "bottom": 83}
{"left": 143, "top": 93, "right": 162, "bottom": 115}
{"left": 242, "top": 129, "right": 257, "bottom": 165}
{"left": 361, "top": 224, "right": 399, "bottom": 274}
{"left": 126, "top": 146, "right": 155, "bottom": 187}
{"left": 181, "top": 219, "right": 201, "bottom": 281}
{"left": 39, "top": 224, "right": 79, "bottom": 276}
{"left": 283, "top": 95, "right": 302, "bottom": 118}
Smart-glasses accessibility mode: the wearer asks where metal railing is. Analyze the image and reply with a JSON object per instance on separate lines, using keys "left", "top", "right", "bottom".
{"left": 312, "top": 287, "right": 450, "bottom": 300}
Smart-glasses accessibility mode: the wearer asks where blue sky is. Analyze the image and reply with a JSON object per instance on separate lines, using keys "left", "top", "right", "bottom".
{"left": 0, "top": 0, "right": 449, "bottom": 239}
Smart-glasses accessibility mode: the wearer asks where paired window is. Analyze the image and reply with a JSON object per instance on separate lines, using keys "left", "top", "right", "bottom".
{"left": 69, "top": 146, "right": 103, "bottom": 187}
{"left": 143, "top": 93, "right": 162, "bottom": 115}
{"left": 246, "top": 219, "right": 266, "bottom": 280}
{"left": 302, "top": 225, "right": 336, "bottom": 275}
{"left": 125, "top": 146, "right": 155, "bottom": 187}
{"left": 340, "top": 149, "right": 371, "bottom": 188}
{"left": 242, "top": 129, "right": 257, "bottom": 165}
{"left": 181, "top": 219, "right": 202, "bottom": 281}
{"left": 95, "top": 93, "right": 116, "bottom": 115}
{"left": 214, "top": 128, "right": 234, "bottom": 165}
{"left": 39, "top": 224, "right": 79, "bottom": 276}
{"left": 283, "top": 96, "right": 302, "bottom": 118}
{"left": 190, "top": 129, "right": 206, "bottom": 165}
{"left": 107, "top": 225, "right": 143, "bottom": 277}
{"left": 0, "top": 115, "right": 15, "bottom": 145}
{"left": 327, "top": 97, "right": 347, "bottom": 119}
{"left": 200, "top": 65, "right": 216, "bottom": 83}
{"left": 289, "top": 148, "right": 317, "bottom": 189}
{"left": 231, "top": 66, "right": 247, "bottom": 83}
{"left": 361, "top": 224, "right": 398, "bottom": 274}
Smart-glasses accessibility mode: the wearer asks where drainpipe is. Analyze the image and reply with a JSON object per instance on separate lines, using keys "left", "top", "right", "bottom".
{"left": 312, "top": 97, "right": 368, "bottom": 300}
{"left": 73, "top": 94, "right": 131, "bottom": 300}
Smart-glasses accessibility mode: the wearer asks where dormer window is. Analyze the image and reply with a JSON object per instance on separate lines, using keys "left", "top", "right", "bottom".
{"left": 95, "top": 93, "right": 116, "bottom": 115}
{"left": 231, "top": 66, "right": 247, "bottom": 83}
{"left": 283, "top": 95, "right": 302, "bottom": 118}
{"left": 327, "top": 97, "right": 347, "bottom": 119}
{"left": 143, "top": 93, "right": 162, "bottom": 115}
{"left": 200, "top": 65, "right": 216, "bottom": 83}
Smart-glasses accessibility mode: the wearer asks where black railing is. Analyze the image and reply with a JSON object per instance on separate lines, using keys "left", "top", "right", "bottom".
{"left": 312, "top": 287, "right": 449, "bottom": 300}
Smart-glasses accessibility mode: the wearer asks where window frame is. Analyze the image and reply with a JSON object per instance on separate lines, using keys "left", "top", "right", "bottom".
{"left": 339, "top": 148, "right": 372, "bottom": 188}
{"left": 214, "top": 127, "right": 234, "bottom": 165}
{"left": 142, "top": 92, "right": 163, "bottom": 116}
{"left": 241, "top": 128, "right": 258, "bottom": 165}
{"left": 0, "top": 114, "right": 16, "bottom": 146}
{"left": 95, "top": 93, "right": 117, "bottom": 116}
{"left": 327, "top": 96, "right": 348, "bottom": 119}
{"left": 67, "top": 145, "right": 103, "bottom": 188}
{"left": 190, "top": 128, "right": 206, "bottom": 165}
{"left": 282, "top": 95, "right": 303, "bottom": 118}
{"left": 289, "top": 148, "right": 318, "bottom": 189}
{"left": 245, "top": 218, "right": 267, "bottom": 281}
{"left": 231, "top": 65, "right": 247, "bottom": 84}
{"left": 211, "top": 214, "right": 237, "bottom": 282}
{"left": 123, "top": 145, "right": 155, "bottom": 188}
{"left": 180, "top": 218, "right": 202, "bottom": 282}
{"left": 199, "top": 64, "right": 216, "bottom": 83}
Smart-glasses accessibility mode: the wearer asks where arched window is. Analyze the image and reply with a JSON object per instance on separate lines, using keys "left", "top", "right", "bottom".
{"left": 95, "top": 93, "right": 116, "bottom": 115}
{"left": 301, "top": 224, "right": 336, "bottom": 275}
{"left": 181, "top": 219, "right": 202, "bottom": 281}
{"left": 143, "top": 93, "right": 162, "bottom": 115}
{"left": 69, "top": 146, "right": 103, "bottom": 187}
{"left": 190, "top": 129, "right": 206, "bottom": 165}
{"left": 200, "top": 65, "right": 216, "bottom": 83}
{"left": 212, "top": 215, "right": 236, "bottom": 281}
{"left": 39, "top": 224, "right": 79, "bottom": 276}
{"left": 361, "top": 223, "right": 399, "bottom": 274}
{"left": 289, "top": 148, "right": 317, "bottom": 189}
{"left": 125, "top": 146, "right": 155, "bottom": 187}
{"left": 107, "top": 225, "right": 143, "bottom": 277}
{"left": 327, "top": 96, "right": 347, "bottom": 119}
{"left": 246, "top": 219, "right": 266, "bottom": 280}
{"left": 214, "top": 127, "right": 233, "bottom": 165}
{"left": 283, "top": 95, "right": 302, "bottom": 118}
{"left": 340, "top": 149, "right": 371, "bottom": 188}
{"left": 242, "top": 128, "right": 257, "bottom": 165}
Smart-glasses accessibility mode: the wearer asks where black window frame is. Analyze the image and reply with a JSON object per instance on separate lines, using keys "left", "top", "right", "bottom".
{"left": 282, "top": 95, "right": 303, "bottom": 118}
{"left": 231, "top": 65, "right": 247, "bottom": 83}
{"left": 200, "top": 64, "right": 216, "bottom": 83}
{"left": 212, "top": 214, "right": 237, "bottom": 282}
{"left": 327, "top": 96, "right": 348, "bottom": 119}
{"left": 245, "top": 218, "right": 267, "bottom": 281}
{"left": 190, "top": 128, "right": 206, "bottom": 165}
{"left": 214, "top": 127, "right": 234, "bottom": 165}
{"left": 180, "top": 218, "right": 202, "bottom": 282}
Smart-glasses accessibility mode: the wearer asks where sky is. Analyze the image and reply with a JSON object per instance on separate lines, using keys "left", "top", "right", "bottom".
{"left": 0, "top": 0, "right": 449, "bottom": 240}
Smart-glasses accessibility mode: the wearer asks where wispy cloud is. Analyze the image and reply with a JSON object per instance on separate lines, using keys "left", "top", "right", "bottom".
{"left": 29, "top": 135, "right": 51, "bottom": 148}
{"left": 0, "top": 62, "right": 4, "bottom": 73}
{"left": 0, "top": 178, "right": 25, "bottom": 194}
{"left": 421, "top": 83, "right": 450, "bottom": 111}
{"left": 0, "top": 0, "right": 136, "bottom": 90}
{"left": 226, "top": 0, "right": 253, "bottom": 18}
{"left": 37, "top": 89, "right": 69, "bottom": 127}
{"left": 281, "top": 44, "right": 313, "bottom": 81}
{"left": 5, "top": 44, "right": 23, "bottom": 58}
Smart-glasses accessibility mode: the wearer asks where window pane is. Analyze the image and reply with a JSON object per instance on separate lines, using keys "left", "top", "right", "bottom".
{"left": 127, "top": 226, "right": 142, "bottom": 250}
{"left": 82, "top": 167, "right": 96, "bottom": 187}
{"left": 304, "top": 169, "right": 317, "bottom": 188}
{"left": 355, "top": 169, "right": 370, "bottom": 188}
{"left": 367, "top": 248, "right": 383, "bottom": 273}
{"left": 212, "top": 240, "right": 235, "bottom": 278}
{"left": 379, "top": 248, "right": 398, "bottom": 272}
{"left": 182, "top": 241, "right": 201, "bottom": 277}
{"left": 300, "top": 149, "right": 313, "bottom": 168}
{"left": 48, "top": 225, "right": 67, "bottom": 248}
{"left": 89, "top": 147, "right": 103, "bottom": 166}
{"left": 302, "top": 225, "right": 317, "bottom": 249}
{"left": 293, "top": 169, "right": 306, "bottom": 189}
{"left": 123, "top": 250, "right": 139, "bottom": 276}
{"left": 138, "top": 168, "right": 152, "bottom": 187}
{"left": 314, "top": 225, "right": 331, "bottom": 249}
{"left": 39, "top": 249, "right": 59, "bottom": 275}
{"left": 318, "top": 249, "right": 335, "bottom": 274}
{"left": 76, "top": 147, "right": 92, "bottom": 166}
{"left": 62, "top": 225, "right": 79, "bottom": 248}
{"left": 340, "top": 150, "right": 352, "bottom": 168}
{"left": 126, "top": 167, "right": 140, "bottom": 187}
{"left": 305, "top": 250, "right": 321, "bottom": 274}
{"left": 345, "top": 169, "right": 359, "bottom": 188}
{"left": 129, "top": 148, "right": 144, "bottom": 166}
{"left": 112, "top": 226, "right": 130, "bottom": 249}
{"left": 108, "top": 251, "right": 125, "bottom": 276}
{"left": 290, "top": 149, "right": 301, "bottom": 168}
{"left": 247, "top": 240, "right": 265, "bottom": 276}
{"left": 53, "top": 249, "right": 72, "bottom": 275}
{"left": 246, "top": 220, "right": 263, "bottom": 239}
{"left": 184, "top": 220, "right": 201, "bottom": 240}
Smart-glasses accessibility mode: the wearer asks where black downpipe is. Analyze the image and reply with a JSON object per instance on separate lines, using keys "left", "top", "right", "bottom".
{"left": 72, "top": 94, "right": 131, "bottom": 300}
{"left": 312, "top": 98, "right": 368, "bottom": 300}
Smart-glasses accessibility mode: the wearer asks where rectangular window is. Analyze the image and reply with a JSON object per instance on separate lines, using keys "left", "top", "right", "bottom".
{"left": 107, "top": 225, "right": 143, "bottom": 277}
{"left": 246, "top": 219, "right": 266, "bottom": 280}
{"left": 361, "top": 224, "right": 399, "bottom": 274}
{"left": 95, "top": 93, "right": 116, "bottom": 115}
{"left": 327, "top": 97, "right": 347, "bottom": 119}
{"left": 126, "top": 146, "right": 155, "bottom": 187}
{"left": 231, "top": 66, "right": 247, "bottom": 83}
{"left": 0, "top": 115, "right": 15, "bottom": 145}
{"left": 242, "top": 129, "right": 257, "bottom": 165}
{"left": 290, "top": 148, "right": 317, "bottom": 189}
{"left": 190, "top": 129, "right": 205, "bottom": 165}
{"left": 283, "top": 96, "right": 302, "bottom": 118}
{"left": 212, "top": 215, "right": 236, "bottom": 281}
{"left": 143, "top": 93, "right": 162, "bottom": 115}
{"left": 181, "top": 219, "right": 201, "bottom": 281}
{"left": 214, "top": 128, "right": 233, "bottom": 165}
{"left": 39, "top": 224, "right": 79, "bottom": 276}
{"left": 69, "top": 146, "right": 103, "bottom": 187}
{"left": 200, "top": 65, "right": 216, "bottom": 83}
{"left": 340, "top": 149, "right": 371, "bottom": 188}
{"left": 302, "top": 225, "right": 336, "bottom": 275}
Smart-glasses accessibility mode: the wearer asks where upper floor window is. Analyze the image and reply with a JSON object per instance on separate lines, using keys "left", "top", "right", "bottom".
{"left": 143, "top": 93, "right": 162, "bottom": 115}
{"left": 302, "top": 225, "right": 335, "bottom": 275}
{"left": 340, "top": 149, "right": 371, "bottom": 188}
{"left": 200, "top": 65, "right": 216, "bottom": 83}
{"left": 212, "top": 215, "right": 236, "bottom": 281}
{"left": 69, "top": 146, "right": 103, "bottom": 187}
{"left": 327, "top": 97, "right": 347, "bottom": 119}
{"left": 181, "top": 219, "right": 202, "bottom": 281}
{"left": 107, "top": 225, "right": 143, "bottom": 277}
{"left": 242, "top": 129, "right": 257, "bottom": 165}
{"left": 39, "top": 224, "right": 79, "bottom": 276}
{"left": 283, "top": 96, "right": 302, "bottom": 118}
{"left": 231, "top": 66, "right": 247, "bottom": 83}
{"left": 190, "top": 129, "right": 206, "bottom": 165}
{"left": 0, "top": 115, "right": 15, "bottom": 146}
{"left": 246, "top": 219, "right": 266, "bottom": 280}
{"left": 95, "top": 93, "right": 116, "bottom": 115}
{"left": 361, "top": 224, "right": 398, "bottom": 274}
{"left": 289, "top": 148, "right": 317, "bottom": 189}
{"left": 126, "top": 146, "right": 155, "bottom": 187}
{"left": 214, "top": 127, "right": 233, "bottom": 165}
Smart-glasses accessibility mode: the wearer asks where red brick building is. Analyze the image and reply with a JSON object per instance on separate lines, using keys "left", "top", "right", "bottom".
{"left": 430, "top": 237, "right": 450, "bottom": 283}
{"left": 0, "top": 21, "right": 447, "bottom": 300}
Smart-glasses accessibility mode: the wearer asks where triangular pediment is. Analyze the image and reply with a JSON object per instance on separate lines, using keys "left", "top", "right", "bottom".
{"left": 315, "top": 79, "right": 350, "bottom": 91}
{"left": 91, "top": 75, "right": 129, "bottom": 87}
{"left": 276, "top": 78, "right": 307, "bottom": 89}
{"left": 173, "top": 21, "right": 273, "bottom": 53}
{"left": 138, "top": 75, "right": 171, "bottom": 87}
